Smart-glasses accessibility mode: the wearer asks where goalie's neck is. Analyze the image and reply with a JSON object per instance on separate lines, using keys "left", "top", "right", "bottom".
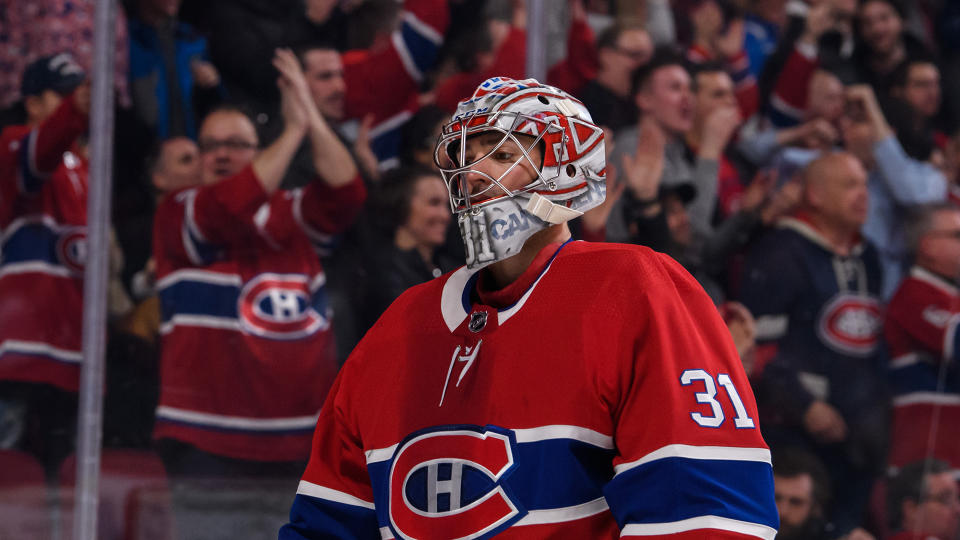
{"left": 482, "top": 223, "right": 571, "bottom": 291}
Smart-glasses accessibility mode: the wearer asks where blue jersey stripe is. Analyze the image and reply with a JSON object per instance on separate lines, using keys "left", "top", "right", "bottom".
{"left": 280, "top": 494, "right": 381, "bottom": 540}
{"left": 370, "top": 124, "right": 404, "bottom": 165}
{"left": 399, "top": 21, "right": 440, "bottom": 78}
{"left": 766, "top": 105, "right": 800, "bottom": 129}
{"left": 509, "top": 438, "right": 614, "bottom": 507}
{"left": 2, "top": 222, "right": 64, "bottom": 267}
{"left": 366, "top": 437, "right": 614, "bottom": 524}
{"left": 159, "top": 279, "right": 240, "bottom": 322}
{"left": 603, "top": 456, "right": 778, "bottom": 530}
{"left": 890, "top": 363, "right": 960, "bottom": 396}
{"left": 158, "top": 278, "right": 331, "bottom": 327}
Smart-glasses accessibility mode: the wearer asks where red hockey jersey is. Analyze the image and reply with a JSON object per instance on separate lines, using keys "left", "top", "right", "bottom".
{"left": 281, "top": 240, "right": 778, "bottom": 539}
{"left": 0, "top": 95, "right": 88, "bottom": 391}
{"left": 153, "top": 166, "right": 365, "bottom": 462}
{"left": 885, "top": 267, "right": 960, "bottom": 471}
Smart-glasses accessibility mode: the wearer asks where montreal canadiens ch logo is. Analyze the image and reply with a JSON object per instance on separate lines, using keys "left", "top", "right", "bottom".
{"left": 817, "top": 294, "right": 882, "bottom": 356}
{"left": 237, "top": 273, "right": 327, "bottom": 340}
{"left": 388, "top": 427, "right": 524, "bottom": 540}
{"left": 55, "top": 228, "right": 87, "bottom": 275}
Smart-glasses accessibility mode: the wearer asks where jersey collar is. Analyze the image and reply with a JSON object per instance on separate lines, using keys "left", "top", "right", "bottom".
{"left": 778, "top": 214, "right": 864, "bottom": 256}
{"left": 440, "top": 239, "right": 571, "bottom": 332}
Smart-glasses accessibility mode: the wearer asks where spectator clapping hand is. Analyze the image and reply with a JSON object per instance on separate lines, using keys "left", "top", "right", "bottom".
{"left": 354, "top": 113, "right": 381, "bottom": 182}
{"left": 582, "top": 128, "right": 625, "bottom": 234}
{"left": 622, "top": 116, "right": 666, "bottom": 204}
{"left": 699, "top": 104, "right": 741, "bottom": 160}
{"left": 273, "top": 48, "right": 358, "bottom": 187}
{"left": 273, "top": 48, "right": 322, "bottom": 135}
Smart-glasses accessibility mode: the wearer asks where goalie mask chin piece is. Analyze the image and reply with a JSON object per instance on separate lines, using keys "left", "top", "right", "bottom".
{"left": 435, "top": 77, "right": 607, "bottom": 269}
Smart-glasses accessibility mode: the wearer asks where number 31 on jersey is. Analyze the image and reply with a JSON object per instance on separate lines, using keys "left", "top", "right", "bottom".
{"left": 680, "top": 369, "right": 756, "bottom": 429}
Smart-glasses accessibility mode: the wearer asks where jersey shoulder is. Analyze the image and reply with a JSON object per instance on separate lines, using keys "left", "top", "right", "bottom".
{"left": 889, "top": 273, "right": 956, "bottom": 312}
{"left": 559, "top": 240, "right": 703, "bottom": 294}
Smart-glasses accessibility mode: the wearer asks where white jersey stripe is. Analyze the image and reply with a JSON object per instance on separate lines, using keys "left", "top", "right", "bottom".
{"left": 155, "top": 405, "right": 318, "bottom": 431}
{"left": 0, "top": 214, "right": 62, "bottom": 244}
{"left": 156, "top": 268, "right": 243, "bottom": 290}
{"left": 379, "top": 526, "right": 394, "bottom": 539}
{"left": 512, "top": 425, "right": 613, "bottom": 449}
{"left": 402, "top": 11, "right": 443, "bottom": 44}
{"left": 366, "top": 424, "right": 613, "bottom": 464}
{"left": 769, "top": 94, "right": 805, "bottom": 121}
{"left": 159, "top": 315, "right": 241, "bottom": 335}
{"left": 514, "top": 497, "right": 609, "bottom": 526}
{"left": 391, "top": 31, "right": 423, "bottom": 82}
{"left": 890, "top": 353, "right": 921, "bottom": 369}
{"left": 755, "top": 314, "right": 788, "bottom": 341}
{"left": 291, "top": 188, "right": 336, "bottom": 247}
{"left": 621, "top": 515, "right": 776, "bottom": 539}
{"left": 0, "top": 261, "right": 74, "bottom": 279}
{"left": 296, "top": 480, "right": 375, "bottom": 510}
{"left": 368, "top": 110, "right": 414, "bottom": 140}
{"left": 893, "top": 392, "right": 960, "bottom": 407}
{"left": 366, "top": 443, "right": 400, "bottom": 464}
{"left": 614, "top": 444, "right": 771, "bottom": 476}
{"left": 945, "top": 313, "right": 960, "bottom": 363}
{"left": 0, "top": 339, "right": 82, "bottom": 363}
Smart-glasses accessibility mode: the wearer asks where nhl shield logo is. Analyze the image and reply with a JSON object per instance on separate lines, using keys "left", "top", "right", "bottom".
{"left": 55, "top": 228, "right": 87, "bottom": 275}
{"left": 237, "top": 273, "right": 328, "bottom": 340}
{"left": 388, "top": 426, "right": 524, "bottom": 539}
{"left": 468, "top": 311, "right": 487, "bottom": 333}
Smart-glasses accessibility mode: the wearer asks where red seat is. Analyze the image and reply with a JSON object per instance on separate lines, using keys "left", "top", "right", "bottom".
{"left": 0, "top": 449, "right": 52, "bottom": 539}
{"left": 59, "top": 449, "right": 171, "bottom": 540}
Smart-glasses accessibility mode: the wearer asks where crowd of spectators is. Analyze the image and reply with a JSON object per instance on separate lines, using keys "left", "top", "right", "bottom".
{"left": 3, "top": 0, "right": 960, "bottom": 538}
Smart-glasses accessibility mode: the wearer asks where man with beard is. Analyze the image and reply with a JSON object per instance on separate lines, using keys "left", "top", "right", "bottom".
{"left": 772, "top": 448, "right": 832, "bottom": 540}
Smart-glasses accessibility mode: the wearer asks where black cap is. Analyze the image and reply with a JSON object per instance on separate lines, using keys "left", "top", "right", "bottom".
{"left": 21, "top": 53, "right": 85, "bottom": 97}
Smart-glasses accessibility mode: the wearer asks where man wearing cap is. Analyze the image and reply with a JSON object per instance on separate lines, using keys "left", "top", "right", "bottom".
{"left": 0, "top": 52, "right": 91, "bottom": 474}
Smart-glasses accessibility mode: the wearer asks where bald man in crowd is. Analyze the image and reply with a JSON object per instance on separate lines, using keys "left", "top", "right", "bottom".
{"left": 740, "top": 152, "right": 888, "bottom": 536}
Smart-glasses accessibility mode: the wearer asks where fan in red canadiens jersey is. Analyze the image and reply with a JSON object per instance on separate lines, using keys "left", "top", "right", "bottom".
{"left": 151, "top": 48, "right": 365, "bottom": 491}
{"left": 280, "top": 77, "right": 778, "bottom": 539}
{"left": 0, "top": 53, "right": 90, "bottom": 476}
{"left": 885, "top": 203, "right": 960, "bottom": 477}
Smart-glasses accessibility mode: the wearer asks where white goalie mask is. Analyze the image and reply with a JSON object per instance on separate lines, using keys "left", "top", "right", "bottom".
{"left": 434, "top": 77, "right": 606, "bottom": 269}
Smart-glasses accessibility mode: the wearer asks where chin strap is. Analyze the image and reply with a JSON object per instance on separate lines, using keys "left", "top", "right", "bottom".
{"left": 523, "top": 192, "right": 583, "bottom": 224}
